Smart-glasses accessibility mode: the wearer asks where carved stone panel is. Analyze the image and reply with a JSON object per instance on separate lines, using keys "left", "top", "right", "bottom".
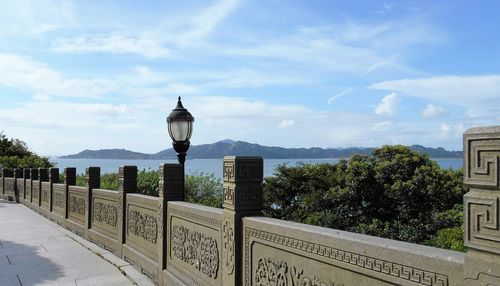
{"left": 223, "top": 157, "right": 263, "bottom": 184}
{"left": 93, "top": 200, "right": 118, "bottom": 227}
{"left": 68, "top": 191, "right": 86, "bottom": 223}
{"left": 171, "top": 225, "right": 219, "bottom": 279}
{"left": 32, "top": 181, "right": 39, "bottom": 201}
{"left": 128, "top": 208, "right": 158, "bottom": 244}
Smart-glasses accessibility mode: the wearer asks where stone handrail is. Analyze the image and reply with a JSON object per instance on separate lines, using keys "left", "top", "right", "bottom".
{"left": 1, "top": 126, "right": 500, "bottom": 285}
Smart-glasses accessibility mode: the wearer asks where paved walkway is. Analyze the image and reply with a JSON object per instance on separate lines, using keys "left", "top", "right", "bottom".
{"left": 0, "top": 200, "right": 150, "bottom": 286}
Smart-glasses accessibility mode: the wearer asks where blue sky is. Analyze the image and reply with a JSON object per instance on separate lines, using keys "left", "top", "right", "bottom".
{"left": 0, "top": 0, "right": 499, "bottom": 155}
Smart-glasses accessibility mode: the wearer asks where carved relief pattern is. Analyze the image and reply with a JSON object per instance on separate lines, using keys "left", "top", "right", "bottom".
{"left": 41, "top": 188, "right": 49, "bottom": 203}
{"left": 171, "top": 225, "right": 219, "bottom": 279}
{"left": 93, "top": 201, "right": 118, "bottom": 226}
{"left": 69, "top": 196, "right": 85, "bottom": 215}
{"left": 464, "top": 138, "right": 500, "bottom": 189}
{"left": 245, "top": 228, "right": 448, "bottom": 286}
{"left": 128, "top": 209, "right": 158, "bottom": 244}
{"left": 169, "top": 208, "right": 222, "bottom": 228}
{"left": 117, "top": 193, "right": 123, "bottom": 228}
{"left": 222, "top": 218, "right": 235, "bottom": 275}
{"left": 54, "top": 192, "right": 64, "bottom": 208}
{"left": 223, "top": 161, "right": 235, "bottom": 182}
{"left": 158, "top": 202, "right": 163, "bottom": 240}
{"left": 255, "top": 257, "right": 342, "bottom": 286}
{"left": 465, "top": 193, "right": 500, "bottom": 252}
{"left": 32, "top": 185, "right": 39, "bottom": 199}
{"left": 223, "top": 185, "right": 235, "bottom": 206}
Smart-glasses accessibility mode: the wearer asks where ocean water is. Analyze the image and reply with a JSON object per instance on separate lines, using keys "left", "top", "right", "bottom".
{"left": 51, "top": 158, "right": 463, "bottom": 178}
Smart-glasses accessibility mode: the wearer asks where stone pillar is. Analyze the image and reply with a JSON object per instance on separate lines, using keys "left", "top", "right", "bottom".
{"left": 64, "top": 168, "right": 76, "bottom": 219}
{"left": 0, "top": 168, "right": 3, "bottom": 197}
{"left": 38, "top": 168, "right": 48, "bottom": 207}
{"left": 463, "top": 126, "right": 500, "bottom": 285}
{"left": 48, "top": 168, "right": 59, "bottom": 212}
{"left": 23, "top": 169, "right": 30, "bottom": 201}
{"left": 13, "top": 168, "right": 22, "bottom": 202}
{"left": 85, "top": 167, "right": 100, "bottom": 235}
{"left": 158, "top": 163, "right": 184, "bottom": 276}
{"left": 221, "top": 156, "right": 263, "bottom": 286}
{"left": 117, "top": 165, "right": 137, "bottom": 257}
{"left": 30, "top": 168, "right": 38, "bottom": 205}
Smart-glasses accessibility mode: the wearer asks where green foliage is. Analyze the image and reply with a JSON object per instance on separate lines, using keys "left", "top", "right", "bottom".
{"left": 263, "top": 145, "right": 468, "bottom": 251}
{"left": 0, "top": 132, "right": 53, "bottom": 169}
{"left": 425, "top": 226, "right": 466, "bottom": 252}
{"left": 137, "top": 169, "right": 159, "bottom": 196}
{"left": 185, "top": 173, "right": 223, "bottom": 208}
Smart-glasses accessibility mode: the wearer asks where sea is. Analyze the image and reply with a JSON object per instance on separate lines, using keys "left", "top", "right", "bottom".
{"left": 50, "top": 158, "right": 463, "bottom": 178}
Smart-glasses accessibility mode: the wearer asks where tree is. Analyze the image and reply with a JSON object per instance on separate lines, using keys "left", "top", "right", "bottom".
{"left": 263, "top": 145, "right": 468, "bottom": 249}
{"left": 0, "top": 132, "right": 53, "bottom": 169}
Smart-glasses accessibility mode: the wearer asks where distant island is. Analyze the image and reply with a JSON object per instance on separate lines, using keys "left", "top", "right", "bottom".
{"left": 60, "top": 140, "right": 462, "bottom": 159}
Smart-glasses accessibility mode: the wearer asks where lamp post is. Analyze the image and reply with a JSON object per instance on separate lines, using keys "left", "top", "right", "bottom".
{"left": 167, "top": 97, "right": 194, "bottom": 165}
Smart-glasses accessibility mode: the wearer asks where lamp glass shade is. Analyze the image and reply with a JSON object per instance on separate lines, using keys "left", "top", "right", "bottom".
{"left": 168, "top": 120, "right": 193, "bottom": 142}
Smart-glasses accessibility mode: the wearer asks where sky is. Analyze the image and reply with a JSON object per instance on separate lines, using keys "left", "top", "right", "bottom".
{"left": 0, "top": 0, "right": 499, "bottom": 155}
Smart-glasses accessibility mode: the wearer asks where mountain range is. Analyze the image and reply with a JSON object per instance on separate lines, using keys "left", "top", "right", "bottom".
{"left": 60, "top": 140, "right": 462, "bottom": 159}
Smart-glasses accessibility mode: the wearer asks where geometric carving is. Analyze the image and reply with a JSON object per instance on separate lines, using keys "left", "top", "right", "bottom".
{"left": 222, "top": 218, "right": 235, "bottom": 275}
{"left": 128, "top": 209, "right": 158, "bottom": 244}
{"left": 93, "top": 201, "right": 118, "bottom": 227}
{"left": 171, "top": 225, "right": 219, "bottom": 279}
{"left": 244, "top": 228, "right": 449, "bottom": 286}
{"left": 464, "top": 190, "right": 500, "bottom": 254}
{"left": 464, "top": 131, "right": 500, "bottom": 189}
{"left": 255, "top": 257, "right": 343, "bottom": 286}
{"left": 223, "top": 156, "right": 263, "bottom": 184}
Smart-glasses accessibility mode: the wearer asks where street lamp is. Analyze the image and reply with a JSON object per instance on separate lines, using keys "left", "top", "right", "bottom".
{"left": 167, "top": 97, "right": 194, "bottom": 165}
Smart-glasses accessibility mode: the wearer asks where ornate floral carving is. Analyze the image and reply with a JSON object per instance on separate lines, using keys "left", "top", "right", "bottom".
{"left": 171, "top": 225, "right": 219, "bottom": 278}
{"left": 255, "top": 257, "right": 341, "bottom": 286}
{"left": 93, "top": 201, "right": 118, "bottom": 226}
{"left": 69, "top": 196, "right": 85, "bottom": 215}
{"left": 128, "top": 209, "right": 158, "bottom": 244}
{"left": 54, "top": 192, "right": 64, "bottom": 208}
{"left": 245, "top": 228, "right": 449, "bottom": 286}
{"left": 222, "top": 218, "right": 235, "bottom": 275}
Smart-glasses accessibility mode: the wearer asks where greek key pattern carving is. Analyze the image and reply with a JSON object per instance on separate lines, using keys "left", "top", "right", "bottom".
{"left": 171, "top": 225, "right": 219, "bottom": 279}
{"left": 223, "top": 185, "right": 235, "bottom": 206}
{"left": 222, "top": 218, "right": 235, "bottom": 275}
{"left": 245, "top": 228, "right": 448, "bottom": 286}
{"left": 465, "top": 192, "right": 500, "bottom": 253}
{"left": 256, "top": 257, "right": 342, "bottom": 286}
{"left": 464, "top": 137, "right": 500, "bottom": 189}
{"left": 117, "top": 193, "right": 123, "bottom": 227}
{"left": 54, "top": 192, "right": 64, "bottom": 208}
{"left": 158, "top": 202, "right": 164, "bottom": 240}
{"left": 93, "top": 202, "right": 118, "bottom": 227}
{"left": 169, "top": 207, "right": 222, "bottom": 229}
{"left": 223, "top": 161, "right": 235, "bottom": 182}
{"left": 69, "top": 196, "right": 85, "bottom": 215}
{"left": 128, "top": 209, "right": 158, "bottom": 244}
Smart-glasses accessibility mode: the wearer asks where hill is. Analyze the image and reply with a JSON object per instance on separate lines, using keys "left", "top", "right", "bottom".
{"left": 60, "top": 140, "right": 462, "bottom": 159}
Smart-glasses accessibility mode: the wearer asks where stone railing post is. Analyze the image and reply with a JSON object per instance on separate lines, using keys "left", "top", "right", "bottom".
{"left": 64, "top": 167, "right": 76, "bottom": 219}
{"left": 85, "top": 167, "right": 100, "bottom": 236}
{"left": 463, "top": 126, "right": 500, "bottom": 285}
{"left": 48, "top": 168, "right": 59, "bottom": 212}
{"left": 117, "top": 165, "right": 137, "bottom": 257}
{"left": 14, "top": 168, "right": 22, "bottom": 202}
{"left": 30, "top": 168, "right": 38, "bottom": 206}
{"left": 38, "top": 168, "right": 48, "bottom": 207}
{"left": 22, "top": 168, "right": 30, "bottom": 202}
{"left": 221, "top": 156, "right": 263, "bottom": 286}
{"left": 158, "top": 163, "right": 184, "bottom": 277}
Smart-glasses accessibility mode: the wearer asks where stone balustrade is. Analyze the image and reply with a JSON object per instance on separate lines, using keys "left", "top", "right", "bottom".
{"left": 1, "top": 126, "right": 500, "bottom": 285}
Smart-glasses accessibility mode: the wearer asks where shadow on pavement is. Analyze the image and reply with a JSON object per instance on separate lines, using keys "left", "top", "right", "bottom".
{"left": 0, "top": 240, "right": 65, "bottom": 286}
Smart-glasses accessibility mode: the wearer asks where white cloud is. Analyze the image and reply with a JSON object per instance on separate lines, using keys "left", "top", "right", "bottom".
{"left": 375, "top": 92, "right": 400, "bottom": 115}
{"left": 439, "top": 122, "right": 466, "bottom": 140}
{"left": 421, "top": 104, "right": 447, "bottom": 118}
{"left": 328, "top": 88, "right": 353, "bottom": 104}
{"left": 0, "top": 53, "right": 116, "bottom": 97}
{"left": 279, "top": 120, "right": 295, "bottom": 129}
{"left": 52, "top": 35, "right": 172, "bottom": 59}
{"left": 372, "top": 121, "right": 391, "bottom": 131}
{"left": 370, "top": 75, "right": 500, "bottom": 105}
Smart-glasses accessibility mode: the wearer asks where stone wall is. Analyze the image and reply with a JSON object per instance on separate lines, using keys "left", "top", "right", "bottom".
{"left": 1, "top": 126, "right": 500, "bottom": 285}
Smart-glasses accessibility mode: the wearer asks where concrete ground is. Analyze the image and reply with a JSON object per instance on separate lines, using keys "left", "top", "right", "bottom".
{"left": 0, "top": 199, "right": 153, "bottom": 286}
